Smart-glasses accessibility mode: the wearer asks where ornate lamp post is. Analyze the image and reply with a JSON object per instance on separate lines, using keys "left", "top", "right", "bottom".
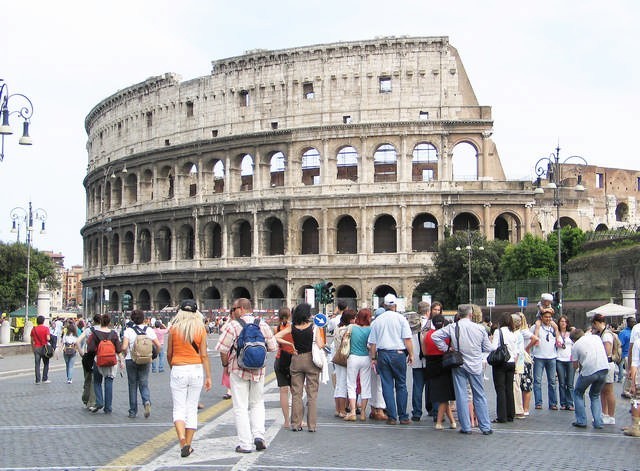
{"left": 0, "top": 79, "right": 34, "bottom": 162}
{"left": 533, "top": 145, "right": 588, "bottom": 316}
{"left": 456, "top": 231, "right": 484, "bottom": 304}
{"left": 10, "top": 202, "right": 47, "bottom": 325}
{"left": 98, "top": 165, "right": 126, "bottom": 315}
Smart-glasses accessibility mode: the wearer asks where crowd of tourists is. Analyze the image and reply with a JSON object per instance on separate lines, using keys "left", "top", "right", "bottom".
{"left": 27, "top": 291, "right": 640, "bottom": 458}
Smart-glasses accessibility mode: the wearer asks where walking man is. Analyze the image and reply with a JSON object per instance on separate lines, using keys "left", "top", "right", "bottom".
{"left": 432, "top": 304, "right": 494, "bottom": 435}
{"left": 368, "top": 293, "right": 414, "bottom": 425}
{"left": 570, "top": 328, "right": 608, "bottom": 429}
{"left": 120, "top": 309, "right": 161, "bottom": 419}
{"left": 215, "top": 298, "right": 278, "bottom": 453}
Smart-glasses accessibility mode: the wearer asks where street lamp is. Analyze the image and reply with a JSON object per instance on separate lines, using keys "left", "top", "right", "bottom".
{"left": 10, "top": 202, "right": 47, "bottom": 324}
{"left": 533, "top": 145, "right": 588, "bottom": 316}
{"left": 456, "top": 231, "right": 484, "bottom": 304}
{"left": 0, "top": 79, "right": 34, "bottom": 162}
{"left": 98, "top": 164, "right": 126, "bottom": 315}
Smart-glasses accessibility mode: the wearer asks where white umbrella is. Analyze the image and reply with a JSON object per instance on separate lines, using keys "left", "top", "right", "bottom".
{"left": 586, "top": 302, "right": 636, "bottom": 318}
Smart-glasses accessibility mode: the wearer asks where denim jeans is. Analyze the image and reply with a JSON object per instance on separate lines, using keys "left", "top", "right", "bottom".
{"left": 63, "top": 353, "right": 76, "bottom": 381}
{"left": 125, "top": 359, "right": 151, "bottom": 415}
{"left": 452, "top": 367, "right": 492, "bottom": 432}
{"left": 411, "top": 367, "right": 430, "bottom": 419}
{"left": 533, "top": 357, "right": 557, "bottom": 408}
{"left": 152, "top": 347, "right": 165, "bottom": 372}
{"left": 556, "top": 360, "right": 575, "bottom": 408}
{"left": 93, "top": 367, "right": 114, "bottom": 412}
{"left": 573, "top": 369, "right": 607, "bottom": 427}
{"left": 377, "top": 350, "right": 409, "bottom": 421}
{"left": 33, "top": 348, "right": 50, "bottom": 383}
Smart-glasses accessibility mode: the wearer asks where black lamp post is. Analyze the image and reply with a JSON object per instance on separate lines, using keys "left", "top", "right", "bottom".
{"left": 533, "top": 145, "right": 588, "bottom": 316}
{"left": 0, "top": 79, "right": 34, "bottom": 162}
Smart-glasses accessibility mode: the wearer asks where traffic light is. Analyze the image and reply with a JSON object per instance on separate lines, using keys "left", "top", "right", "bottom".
{"left": 323, "top": 282, "right": 335, "bottom": 304}
{"left": 552, "top": 291, "right": 561, "bottom": 310}
{"left": 122, "top": 293, "right": 132, "bottom": 311}
{"left": 314, "top": 282, "right": 324, "bottom": 306}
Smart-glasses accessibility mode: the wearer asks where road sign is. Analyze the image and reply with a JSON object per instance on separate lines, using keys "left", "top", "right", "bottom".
{"left": 486, "top": 288, "right": 496, "bottom": 307}
{"left": 517, "top": 297, "right": 528, "bottom": 308}
{"left": 313, "top": 313, "right": 327, "bottom": 327}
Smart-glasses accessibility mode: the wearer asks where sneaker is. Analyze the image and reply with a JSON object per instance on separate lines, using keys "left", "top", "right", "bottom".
{"left": 128, "top": 413, "right": 137, "bottom": 419}
{"left": 34, "top": 381, "right": 41, "bottom": 385}
{"left": 144, "top": 401, "right": 151, "bottom": 418}
{"left": 254, "top": 438, "right": 267, "bottom": 451}
{"left": 43, "top": 380, "right": 51, "bottom": 384}
{"left": 602, "top": 415, "right": 615, "bottom": 425}
{"left": 235, "top": 446, "right": 252, "bottom": 454}
{"left": 435, "top": 422, "right": 444, "bottom": 430}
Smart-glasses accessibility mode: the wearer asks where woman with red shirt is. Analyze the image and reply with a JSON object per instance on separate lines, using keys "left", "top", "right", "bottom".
{"left": 423, "top": 315, "right": 456, "bottom": 429}
{"left": 30, "top": 315, "right": 51, "bottom": 384}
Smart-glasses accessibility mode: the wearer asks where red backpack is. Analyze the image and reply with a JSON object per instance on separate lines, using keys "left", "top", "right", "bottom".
{"left": 95, "top": 331, "right": 117, "bottom": 367}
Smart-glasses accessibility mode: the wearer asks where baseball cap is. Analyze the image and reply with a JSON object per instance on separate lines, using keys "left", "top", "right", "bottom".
{"left": 383, "top": 293, "right": 397, "bottom": 306}
{"left": 179, "top": 299, "right": 198, "bottom": 313}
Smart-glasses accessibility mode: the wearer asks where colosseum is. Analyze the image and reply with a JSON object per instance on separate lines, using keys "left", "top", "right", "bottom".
{"left": 81, "top": 36, "right": 640, "bottom": 315}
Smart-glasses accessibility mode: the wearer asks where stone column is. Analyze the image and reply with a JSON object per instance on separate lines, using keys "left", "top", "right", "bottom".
{"left": 483, "top": 203, "right": 492, "bottom": 240}
{"left": 621, "top": 290, "right": 636, "bottom": 311}
{"left": 481, "top": 131, "right": 493, "bottom": 179}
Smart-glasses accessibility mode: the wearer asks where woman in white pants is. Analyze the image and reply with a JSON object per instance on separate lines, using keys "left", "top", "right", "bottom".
{"left": 167, "top": 300, "right": 212, "bottom": 458}
{"left": 345, "top": 309, "right": 373, "bottom": 421}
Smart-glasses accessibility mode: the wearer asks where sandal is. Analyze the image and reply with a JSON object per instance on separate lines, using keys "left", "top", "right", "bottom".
{"left": 334, "top": 412, "right": 346, "bottom": 418}
{"left": 344, "top": 413, "right": 357, "bottom": 421}
{"left": 180, "top": 445, "right": 193, "bottom": 457}
{"left": 222, "top": 394, "right": 232, "bottom": 400}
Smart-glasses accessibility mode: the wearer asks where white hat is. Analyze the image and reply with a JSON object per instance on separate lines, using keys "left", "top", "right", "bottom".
{"left": 383, "top": 293, "right": 397, "bottom": 306}
{"left": 541, "top": 293, "right": 553, "bottom": 302}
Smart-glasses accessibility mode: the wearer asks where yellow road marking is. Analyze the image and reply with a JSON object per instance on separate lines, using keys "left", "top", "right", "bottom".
{"left": 99, "top": 372, "right": 276, "bottom": 470}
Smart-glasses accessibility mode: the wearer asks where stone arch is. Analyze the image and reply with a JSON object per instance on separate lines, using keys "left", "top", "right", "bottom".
{"left": 373, "top": 285, "right": 397, "bottom": 299}
{"left": 240, "top": 153, "right": 254, "bottom": 191}
{"left": 104, "top": 180, "right": 112, "bottom": 210}
{"left": 156, "top": 226, "right": 172, "bottom": 261}
{"left": 138, "top": 289, "right": 151, "bottom": 310}
{"left": 140, "top": 169, "right": 153, "bottom": 201}
{"left": 112, "top": 177, "right": 123, "bottom": 208}
{"left": 453, "top": 212, "right": 480, "bottom": 233}
{"left": 452, "top": 141, "right": 478, "bottom": 181}
{"left": 212, "top": 160, "right": 225, "bottom": 193}
{"left": 373, "top": 143, "right": 397, "bottom": 182}
{"left": 202, "top": 286, "right": 222, "bottom": 310}
{"left": 554, "top": 217, "right": 577, "bottom": 230}
{"left": 616, "top": 202, "right": 629, "bottom": 222}
{"left": 494, "top": 212, "right": 522, "bottom": 243}
{"left": 412, "top": 142, "right": 439, "bottom": 181}
{"left": 336, "top": 215, "right": 357, "bottom": 254}
{"left": 412, "top": 213, "right": 438, "bottom": 251}
{"left": 302, "top": 147, "right": 321, "bottom": 186}
{"left": 231, "top": 219, "right": 252, "bottom": 257}
{"left": 110, "top": 233, "right": 120, "bottom": 265}
{"left": 373, "top": 214, "right": 397, "bottom": 253}
{"left": 231, "top": 286, "right": 252, "bottom": 300}
{"left": 177, "top": 224, "right": 195, "bottom": 259}
{"left": 101, "top": 235, "right": 109, "bottom": 266}
{"left": 264, "top": 217, "right": 285, "bottom": 255}
{"left": 156, "top": 288, "right": 171, "bottom": 310}
{"left": 138, "top": 228, "right": 151, "bottom": 263}
{"left": 202, "top": 221, "right": 222, "bottom": 258}
{"left": 269, "top": 151, "right": 286, "bottom": 187}
{"left": 262, "top": 284, "right": 285, "bottom": 310}
{"left": 298, "top": 285, "right": 313, "bottom": 302}
{"left": 178, "top": 287, "right": 194, "bottom": 301}
{"left": 158, "top": 165, "right": 174, "bottom": 198}
{"left": 301, "top": 217, "right": 320, "bottom": 254}
{"left": 123, "top": 231, "right": 134, "bottom": 264}
{"left": 336, "top": 285, "right": 358, "bottom": 310}
{"left": 179, "top": 162, "right": 198, "bottom": 197}
{"left": 109, "top": 291, "right": 120, "bottom": 312}
{"left": 595, "top": 223, "right": 608, "bottom": 231}
{"left": 124, "top": 173, "right": 138, "bottom": 205}
{"left": 337, "top": 145, "right": 359, "bottom": 182}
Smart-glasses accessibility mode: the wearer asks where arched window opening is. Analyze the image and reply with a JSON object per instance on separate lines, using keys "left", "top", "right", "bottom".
{"left": 240, "top": 154, "right": 254, "bottom": 191}
{"left": 373, "top": 215, "right": 397, "bottom": 253}
{"left": 138, "top": 229, "right": 151, "bottom": 263}
{"left": 138, "top": 290, "right": 151, "bottom": 310}
{"left": 157, "top": 289, "right": 171, "bottom": 310}
{"left": 336, "top": 216, "right": 357, "bottom": 254}
{"left": 203, "top": 222, "right": 222, "bottom": 258}
{"left": 213, "top": 160, "right": 225, "bottom": 193}
{"left": 373, "top": 144, "right": 397, "bottom": 182}
{"left": 452, "top": 142, "right": 478, "bottom": 181}
{"left": 233, "top": 220, "right": 252, "bottom": 257}
{"left": 301, "top": 218, "right": 319, "bottom": 254}
{"left": 452, "top": 213, "right": 480, "bottom": 233}
{"left": 266, "top": 218, "right": 284, "bottom": 255}
{"left": 337, "top": 146, "right": 358, "bottom": 182}
{"left": 124, "top": 231, "right": 134, "bottom": 264}
{"left": 412, "top": 143, "right": 438, "bottom": 182}
{"left": 178, "top": 224, "right": 195, "bottom": 259}
{"left": 156, "top": 227, "right": 172, "bottom": 261}
{"left": 616, "top": 203, "right": 629, "bottom": 222}
{"left": 412, "top": 214, "right": 438, "bottom": 251}
{"left": 124, "top": 173, "right": 138, "bottom": 205}
{"left": 302, "top": 148, "right": 320, "bottom": 186}
{"left": 270, "top": 152, "right": 286, "bottom": 187}
{"left": 110, "top": 233, "right": 120, "bottom": 265}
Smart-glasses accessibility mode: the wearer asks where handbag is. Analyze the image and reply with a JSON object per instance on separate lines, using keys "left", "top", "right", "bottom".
{"left": 42, "top": 343, "right": 54, "bottom": 359}
{"left": 64, "top": 343, "right": 77, "bottom": 356}
{"left": 311, "top": 327, "right": 326, "bottom": 369}
{"left": 487, "top": 328, "right": 511, "bottom": 367}
{"left": 442, "top": 323, "right": 464, "bottom": 370}
{"left": 331, "top": 326, "right": 352, "bottom": 367}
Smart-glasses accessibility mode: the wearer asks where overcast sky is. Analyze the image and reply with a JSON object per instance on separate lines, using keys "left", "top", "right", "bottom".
{"left": 1, "top": 0, "right": 638, "bottom": 267}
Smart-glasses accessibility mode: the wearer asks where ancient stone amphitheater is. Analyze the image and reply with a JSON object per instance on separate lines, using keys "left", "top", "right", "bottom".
{"left": 81, "top": 36, "right": 638, "bottom": 314}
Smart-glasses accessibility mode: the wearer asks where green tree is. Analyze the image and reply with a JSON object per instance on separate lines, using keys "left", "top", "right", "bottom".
{"left": 0, "top": 242, "right": 59, "bottom": 312}
{"left": 500, "top": 233, "right": 556, "bottom": 280}
{"left": 546, "top": 226, "right": 586, "bottom": 272}
{"left": 414, "top": 231, "right": 506, "bottom": 308}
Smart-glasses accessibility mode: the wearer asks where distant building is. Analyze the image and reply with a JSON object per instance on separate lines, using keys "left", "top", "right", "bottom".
{"left": 64, "top": 265, "right": 83, "bottom": 308}
{"left": 81, "top": 36, "right": 640, "bottom": 314}
{"left": 42, "top": 251, "right": 65, "bottom": 311}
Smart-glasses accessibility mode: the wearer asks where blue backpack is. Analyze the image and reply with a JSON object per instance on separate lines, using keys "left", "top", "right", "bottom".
{"left": 235, "top": 318, "right": 267, "bottom": 370}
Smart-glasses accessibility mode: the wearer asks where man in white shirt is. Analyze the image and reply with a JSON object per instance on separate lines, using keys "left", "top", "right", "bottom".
{"left": 570, "top": 329, "right": 608, "bottom": 429}
{"left": 531, "top": 308, "right": 559, "bottom": 410}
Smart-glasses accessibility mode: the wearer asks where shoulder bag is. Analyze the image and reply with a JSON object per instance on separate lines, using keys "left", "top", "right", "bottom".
{"left": 42, "top": 342, "right": 54, "bottom": 359}
{"left": 487, "top": 328, "right": 511, "bottom": 366}
{"left": 311, "top": 326, "right": 326, "bottom": 369}
{"left": 442, "top": 323, "right": 464, "bottom": 370}
{"left": 331, "top": 325, "right": 352, "bottom": 367}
